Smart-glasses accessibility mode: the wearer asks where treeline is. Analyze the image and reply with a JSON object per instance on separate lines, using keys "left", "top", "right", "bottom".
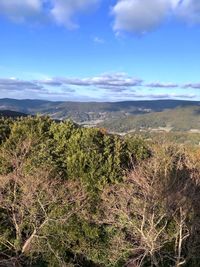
{"left": 0, "top": 116, "right": 200, "bottom": 266}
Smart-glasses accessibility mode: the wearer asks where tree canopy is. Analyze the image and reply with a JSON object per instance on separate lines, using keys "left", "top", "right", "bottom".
{"left": 0, "top": 116, "right": 200, "bottom": 266}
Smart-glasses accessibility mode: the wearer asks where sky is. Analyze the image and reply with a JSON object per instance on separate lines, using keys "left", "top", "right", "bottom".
{"left": 0, "top": 0, "right": 200, "bottom": 101}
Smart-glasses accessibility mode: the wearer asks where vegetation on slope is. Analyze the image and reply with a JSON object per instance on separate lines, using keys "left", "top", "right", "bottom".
{"left": 0, "top": 110, "right": 27, "bottom": 118}
{"left": 0, "top": 98, "right": 200, "bottom": 123}
{"left": 0, "top": 116, "right": 200, "bottom": 266}
{"left": 100, "top": 106, "right": 200, "bottom": 132}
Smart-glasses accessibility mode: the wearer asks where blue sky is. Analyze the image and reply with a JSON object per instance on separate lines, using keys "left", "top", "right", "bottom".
{"left": 0, "top": 0, "right": 200, "bottom": 101}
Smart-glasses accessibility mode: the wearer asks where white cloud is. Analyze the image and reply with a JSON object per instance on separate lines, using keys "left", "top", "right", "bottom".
{"left": 1, "top": 0, "right": 200, "bottom": 32}
{"left": 93, "top": 37, "right": 105, "bottom": 44}
{"left": 112, "top": 0, "right": 200, "bottom": 34}
{"left": 183, "top": 83, "right": 200, "bottom": 89}
{"left": 0, "top": 0, "right": 42, "bottom": 22}
{"left": 146, "top": 82, "right": 178, "bottom": 88}
{"left": 112, "top": 0, "right": 171, "bottom": 34}
{"left": 170, "top": 0, "right": 180, "bottom": 9}
{"left": 176, "top": 0, "right": 200, "bottom": 24}
{"left": 50, "top": 0, "right": 99, "bottom": 29}
{"left": 0, "top": 0, "right": 99, "bottom": 28}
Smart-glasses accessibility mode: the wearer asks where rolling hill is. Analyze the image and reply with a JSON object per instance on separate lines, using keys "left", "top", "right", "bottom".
{"left": 0, "top": 98, "right": 199, "bottom": 120}
{"left": 99, "top": 106, "right": 200, "bottom": 133}
{"left": 0, "top": 98, "right": 200, "bottom": 132}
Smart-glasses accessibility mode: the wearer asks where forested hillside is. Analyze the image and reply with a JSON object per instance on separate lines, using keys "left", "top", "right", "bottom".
{"left": 0, "top": 99, "right": 200, "bottom": 125}
{"left": 0, "top": 110, "right": 27, "bottom": 118}
{"left": 0, "top": 116, "right": 200, "bottom": 266}
{"left": 100, "top": 106, "right": 200, "bottom": 133}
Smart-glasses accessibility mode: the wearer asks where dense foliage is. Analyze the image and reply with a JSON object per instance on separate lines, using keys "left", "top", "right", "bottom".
{"left": 0, "top": 116, "right": 200, "bottom": 266}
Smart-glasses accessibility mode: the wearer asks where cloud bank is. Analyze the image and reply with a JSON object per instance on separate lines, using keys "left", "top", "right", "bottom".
{"left": 0, "top": 74, "right": 198, "bottom": 101}
{"left": 0, "top": 78, "right": 43, "bottom": 92}
{"left": 37, "top": 73, "right": 143, "bottom": 92}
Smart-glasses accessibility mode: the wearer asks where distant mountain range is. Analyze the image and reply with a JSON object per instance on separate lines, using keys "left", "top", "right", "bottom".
{"left": 0, "top": 98, "right": 200, "bottom": 132}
